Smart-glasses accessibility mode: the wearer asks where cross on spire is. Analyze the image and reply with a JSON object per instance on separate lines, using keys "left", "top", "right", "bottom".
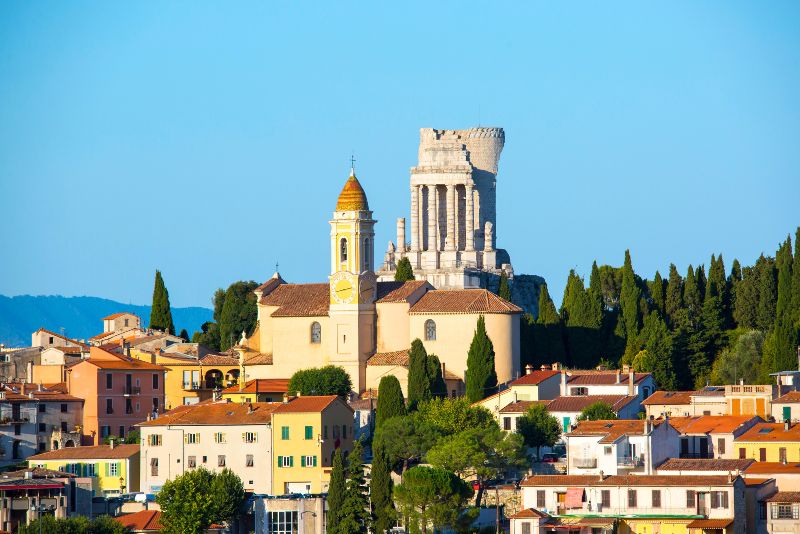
{"left": 350, "top": 154, "right": 356, "bottom": 176}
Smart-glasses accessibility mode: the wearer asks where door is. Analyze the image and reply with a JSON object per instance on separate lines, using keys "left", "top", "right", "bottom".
{"left": 783, "top": 406, "right": 791, "bottom": 422}
{"left": 556, "top": 492, "right": 566, "bottom": 514}
{"left": 731, "top": 398, "right": 741, "bottom": 415}
{"left": 699, "top": 437, "right": 709, "bottom": 458}
{"left": 680, "top": 438, "right": 689, "bottom": 457}
{"left": 759, "top": 448, "right": 767, "bottom": 461}
{"left": 756, "top": 398, "right": 766, "bottom": 418}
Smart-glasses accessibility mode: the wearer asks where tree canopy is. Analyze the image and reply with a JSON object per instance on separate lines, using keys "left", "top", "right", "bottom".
{"left": 465, "top": 316, "right": 498, "bottom": 402}
{"left": 394, "top": 466, "right": 473, "bottom": 534}
{"left": 577, "top": 401, "right": 618, "bottom": 421}
{"left": 517, "top": 403, "right": 561, "bottom": 457}
{"left": 149, "top": 270, "right": 175, "bottom": 334}
{"left": 218, "top": 280, "right": 259, "bottom": 351}
{"left": 395, "top": 256, "right": 415, "bottom": 282}
{"left": 376, "top": 375, "right": 406, "bottom": 429}
{"left": 287, "top": 365, "right": 352, "bottom": 397}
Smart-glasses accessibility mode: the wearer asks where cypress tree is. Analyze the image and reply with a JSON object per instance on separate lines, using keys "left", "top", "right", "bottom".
{"left": 683, "top": 265, "right": 701, "bottom": 316}
{"left": 639, "top": 312, "right": 677, "bottom": 390}
{"left": 337, "top": 440, "right": 370, "bottom": 534}
{"left": 465, "top": 316, "right": 498, "bottom": 403}
{"left": 589, "top": 261, "right": 602, "bottom": 301}
{"left": 773, "top": 237, "right": 797, "bottom": 372}
{"left": 149, "top": 270, "right": 175, "bottom": 334}
{"left": 792, "top": 228, "right": 800, "bottom": 324}
{"left": 756, "top": 256, "right": 777, "bottom": 331}
{"left": 394, "top": 257, "right": 415, "bottom": 282}
{"left": 729, "top": 259, "right": 743, "bottom": 327}
{"left": 370, "top": 441, "right": 395, "bottom": 534}
{"left": 406, "top": 339, "right": 431, "bottom": 411}
{"left": 531, "top": 284, "right": 566, "bottom": 366}
{"left": 376, "top": 376, "right": 406, "bottom": 429}
{"left": 560, "top": 270, "right": 602, "bottom": 368}
{"left": 620, "top": 250, "right": 642, "bottom": 356}
{"left": 537, "top": 283, "right": 561, "bottom": 325}
{"left": 327, "top": 449, "right": 346, "bottom": 533}
{"left": 498, "top": 271, "right": 511, "bottom": 302}
{"left": 179, "top": 328, "right": 189, "bottom": 342}
{"left": 426, "top": 354, "right": 447, "bottom": 399}
{"left": 664, "top": 264, "right": 683, "bottom": 326}
{"left": 650, "top": 271, "right": 666, "bottom": 318}
{"left": 734, "top": 263, "right": 760, "bottom": 329}
{"left": 695, "top": 265, "right": 707, "bottom": 305}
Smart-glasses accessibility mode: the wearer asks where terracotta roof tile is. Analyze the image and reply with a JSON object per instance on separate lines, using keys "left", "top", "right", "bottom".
{"left": 744, "top": 478, "right": 771, "bottom": 486}
{"left": 565, "top": 371, "right": 650, "bottom": 385}
{"left": 243, "top": 352, "right": 273, "bottom": 365}
{"left": 255, "top": 274, "right": 286, "bottom": 295}
{"left": 767, "top": 492, "right": 800, "bottom": 503}
{"left": 28, "top": 444, "right": 139, "bottom": 461}
{"left": 82, "top": 353, "right": 166, "bottom": 371}
{"left": 546, "top": 395, "right": 638, "bottom": 413}
{"left": 198, "top": 353, "right": 239, "bottom": 366}
{"left": 499, "top": 400, "right": 549, "bottom": 413}
{"left": 260, "top": 284, "right": 330, "bottom": 317}
{"left": 367, "top": 350, "right": 409, "bottom": 366}
{"left": 510, "top": 508, "right": 550, "bottom": 519}
{"left": 567, "top": 419, "right": 653, "bottom": 443}
{"left": 139, "top": 402, "right": 279, "bottom": 426}
{"left": 686, "top": 519, "right": 733, "bottom": 528}
{"left": 745, "top": 462, "right": 800, "bottom": 474}
{"left": 101, "top": 313, "right": 138, "bottom": 321}
{"left": 598, "top": 475, "right": 735, "bottom": 487}
{"left": 409, "top": 289, "right": 522, "bottom": 315}
{"left": 657, "top": 458, "right": 754, "bottom": 471}
{"left": 667, "top": 415, "right": 757, "bottom": 435}
{"left": 89, "top": 331, "right": 117, "bottom": 341}
{"left": 520, "top": 475, "right": 598, "bottom": 487}
{"left": 510, "top": 370, "right": 560, "bottom": 386}
{"left": 642, "top": 391, "right": 696, "bottom": 406}
{"left": 775, "top": 391, "right": 800, "bottom": 404}
{"left": 376, "top": 281, "right": 430, "bottom": 303}
{"left": 222, "top": 379, "right": 290, "bottom": 395}
{"left": 273, "top": 395, "right": 347, "bottom": 414}
{"left": 736, "top": 422, "right": 800, "bottom": 442}
{"left": 115, "top": 510, "right": 163, "bottom": 531}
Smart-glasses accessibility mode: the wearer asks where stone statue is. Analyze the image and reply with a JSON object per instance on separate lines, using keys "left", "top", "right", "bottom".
{"left": 239, "top": 330, "right": 247, "bottom": 347}
{"left": 484, "top": 221, "right": 494, "bottom": 252}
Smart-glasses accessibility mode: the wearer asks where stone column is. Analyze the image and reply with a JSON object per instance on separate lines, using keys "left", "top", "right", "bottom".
{"left": 484, "top": 221, "right": 494, "bottom": 251}
{"left": 427, "top": 185, "right": 438, "bottom": 251}
{"left": 465, "top": 184, "right": 475, "bottom": 251}
{"left": 410, "top": 186, "right": 419, "bottom": 251}
{"left": 396, "top": 218, "right": 406, "bottom": 252}
{"left": 445, "top": 185, "right": 456, "bottom": 251}
{"left": 417, "top": 186, "right": 424, "bottom": 251}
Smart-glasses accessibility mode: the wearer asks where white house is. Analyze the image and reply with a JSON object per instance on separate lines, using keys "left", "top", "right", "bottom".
{"left": 546, "top": 395, "right": 641, "bottom": 436}
{"left": 667, "top": 415, "right": 762, "bottom": 460}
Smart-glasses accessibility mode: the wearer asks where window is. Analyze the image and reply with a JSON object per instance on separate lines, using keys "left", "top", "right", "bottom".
{"left": 717, "top": 438, "right": 725, "bottom": 455}
{"left": 759, "top": 501, "right": 767, "bottom": 520}
{"left": 106, "top": 374, "right": 113, "bottom": 389}
{"left": 711, "top": 491, "right": 729, "bottom": 509}
{"left": 281, "top": 426, "right": 289, "bottom": 440}
{"left": 60, "top": 403, "right": 68, "bottom": 413}
{"left": 124, "top": 319, "right": 129, "bottom": 327}
{"left": 601, "top": 490, "right": 611, "bottom": 508}
{"left": 119, "top": 426, "right": 125, "bottom": 438}
{"left": 604, "top": 446, "right": 612, "bottom": 455}
{"left": 424, "top": 319, "right": 436, "bottom": 341}
{"left": 780, "top": 447, "right": 787, "bottom": 463}
{"left": 214, "top": 432, "right": 227, "bottom": 443}
{"left": 38, "top": 404, "right": 46, "bottom": 413}
{"left": 521, "top": 523, "right": 531, "bottom": 534}
{"left": 87, "top": 464, "right": 96, "bottom": 477}
{"left": 686, "top": 490, "right": 696, "bottom": 508}
{"left": 503, "top": 417, "right": 511, "bottom": 431}
{"left": 536, "top": 490, "right": 545, "bottom": 508}
{"left": 49, "top": 336, "right": 54, "bottom": 344}
{"left": 108, "top": 462, "right": 119, "bottom": 477}
{"left": 187, "top": 456, "right": 196, "bottom": 468}
{"left": 739, "top": 447, "right": 746, "bottom": 459}
{"left": 571, "top": 387, "right": 588, "bottom": 396}
{"left": 126, "top": 398, "right": 133, "bottom": 414}
{"left": 106, "top": 399, "right": 113, "bottom": 414}
{"left": 362, "top": 237, "right": 371, "bottom": 271}
{"left": 760, "top": 448, "right": 767, "bottom": 462}
{"left": 301, "top": 455, "right": 317, "bottom": 467}
{"left": 101, "top": 426, "right": 111, "bottom": 438}
{"left": 278, "top": 455, "right": 293, "bottom": 468}
{"left": 772, "top": 503, "right": 799, "bottom": 519}
{"left": 243, "top": 432, "right": 258, "bottom": 443}
{"left": 150, "top": 458, "right": 158, "bottom": 476}
{"left": 202, "top": 456, "right": 207, "bottom": 463}
{"left": 310, "top": 322, "right": 321, "bottom": 343}
{"left": 153, "top": 374, "right": 159, "bottom": 390}
{"left": 246, "top": 454, "right": 254, "bottom": 467}
{"left": 267, "top": 511, "right": 298, "bottom": 534}
{"left": 305, "top": 426, "right": 313, "bottom": 440}
{"left": 148, "top": 434, "right": 162, "bottom": 446}
{"left": 38, "top": 423, "right": 46, "bottom": 433}
{"left": 184, "top": 433, "right": 200, "bottom": 444}
{"left": 340, "top": 238, "right": 348, "bottom": 262}
{"left": 627, "top": 489, "right": 637, "bottom": 508}
{"left": 152, "top": 398, "right": 159, "bottom": 412}
{"left": 652, "top": 490, "right": 661, "bottom": 508}
{"left": 642, "top": 387, "right": 650, "bottom": 399}
{"left": 60, "top": 421, "right": 67, "bottom": 432}
{"left": 218, "top": 455, "right": 226, "bottom": 467}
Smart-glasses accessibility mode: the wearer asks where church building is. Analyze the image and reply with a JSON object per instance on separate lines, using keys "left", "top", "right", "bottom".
{"left": 237, "top": 167, "right": 522, "bottom": 396}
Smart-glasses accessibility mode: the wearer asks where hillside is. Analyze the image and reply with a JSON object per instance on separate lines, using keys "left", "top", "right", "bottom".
{"left": 0, "top": 295, "right": 212, "bottom": 347}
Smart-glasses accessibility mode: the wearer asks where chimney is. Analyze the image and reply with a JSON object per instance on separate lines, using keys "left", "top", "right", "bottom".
{"left": 552, "top": 362, "right": 560, "bottom": 371}
{"left": 560, "top": 370, "right": 567, "bottom": 396}
{"left": 247, "top": 403, "right": 254, "bottom": 415}
{"left": 441, "top": 362, "right": 446, "bottom": 380}
{"left": 109, "top": 439, "right": 115, "bottom": 449}
{"left": 727, "top": 471, "right": 733, "bottom": 483}
{"left": 28, "top": 392, "right": 34, "bottom": 399}
{"left": 513, "top": 391, "right": 518, "bottom": 403}
{"left": 598, "top": 470, "right": 604, "bottom": 481}
{"left": 628, "top": 368, "right": 635, "bottom": 397}
{"left": 37, "top": 383, "right": 43, "bottom": 392}
{"left": 526, "top": 364, "right": 534, "bottom": 375}
{"left": 785, "top": 420, "right": 791, "bottom": 431}
{"left": 615, "top": 370, "right": 621, "bottom": 384}
{"left": 24, "top": 470, "right": 33, "bottom": 480}
{"left": 539, "top": 364, "right": 551, "bottom": 372}
{"left": 282, "top": 393, "right": 289, "bottom": 404}
{"left": 296, "top": 390, "right": 302, "bottom": 398}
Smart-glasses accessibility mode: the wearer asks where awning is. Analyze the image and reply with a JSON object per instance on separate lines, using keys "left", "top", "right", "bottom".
{"left": 686, "top": 518, "right": 733, "bottom": 529}
{"left": 565, "top": 487, "right": 584, "bottom": 508}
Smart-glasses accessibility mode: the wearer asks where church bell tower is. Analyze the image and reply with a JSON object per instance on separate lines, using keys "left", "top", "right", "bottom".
{"left": 328, "top": 165, "right": 377, "bottom": 392}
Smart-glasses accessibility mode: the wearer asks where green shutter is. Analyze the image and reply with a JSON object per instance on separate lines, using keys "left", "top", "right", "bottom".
{"left": 289, "top": 456, "right": 293, "bottom": 467}
{"left": 301, "top": 456, "right": 306, "bottom": 467}
{"left": 563, "top": 417, "right": 570, "bottom": 433}
{"left": 277, "top": 455, "right": 283, "bottom": 467}
{"left": 313, "top": 455, "right": 317, "bottom": 467}
{"left": 282, "top": 426, "right": 289, "bottom": 440}
{"left": 784, "top": 406, "right": 791, "bottom": 422}
{"left": 104, "top": 463, "right": 109, "bottom": 476}
{"left": 305, "top": 426, "right": 313, "bottom": 440}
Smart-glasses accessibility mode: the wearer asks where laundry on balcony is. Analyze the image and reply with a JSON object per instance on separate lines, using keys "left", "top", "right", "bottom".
{"left": 565, "top": 487, "right": 584, "bottom": 508}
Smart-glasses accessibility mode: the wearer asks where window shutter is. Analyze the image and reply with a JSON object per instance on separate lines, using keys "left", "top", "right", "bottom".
{"left": 104, "top": 463, "right": 109, "bottom": 477}
{"left": 289, "top": 456, "right": 293, "bottom": 467}
{"left": 184, "top": 434, "right": 188, "bottom": 444}
{"left": 278, "top": 455, "right": 283, "bottom": 467}
{"left": 711, "top": 492, "right": 719, "bottom": 509}
{"left": 242, "top": 433, "right": 246, "bottom": 442}
{"left": 313, "top": 456, "right": 317, "bottom": 467}
{"left": 301, "top": 456, "right": 306, "bottom": 467}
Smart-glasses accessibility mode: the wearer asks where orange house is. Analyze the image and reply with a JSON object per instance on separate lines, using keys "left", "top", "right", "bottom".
{"left": 67, "top": 347, "right": 167, "bottom": 445}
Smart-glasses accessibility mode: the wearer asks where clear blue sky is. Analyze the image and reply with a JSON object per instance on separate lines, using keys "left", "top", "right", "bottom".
{"left": 1, "top": 1, "right": 798, "bottom": 309}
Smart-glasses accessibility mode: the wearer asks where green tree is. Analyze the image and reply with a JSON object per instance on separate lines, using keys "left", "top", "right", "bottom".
{"left": 465, "top": 316, "right": 498, "bottom": 402}
{"left": 373, "top": 415, "right": 440, "bottom": 473}
{"left": 710, "top": 330, "right": 765, "bottom": 385}
{"left": 577, "top": 401, "right": 618, "bottom": 421}
{"left": 213, "top": 287, "right": 226, "bottom": 322}
{"left": 376, "top": 376, "right": 406, "bottom": 429}
{"left": 218, "top": 280, "right": 259, "bottom": 351}
{"left": 192, "top": 321, "right": 221, "bottom": 352}
{"left": 524, "top": 284, "right": 566, "bottom": 368}
{"left": 729, "top": 259, "right": 743, "bottom": 326}
{"left": 210, "top": 468, "right": 246, "bottom": 525}
{"left": 336, "top": 440, "right": 370, "bottom": 534}
{"left": 156, "top": 467, "right": 217, "bottom": 534}
{"left": 287, "top": 366, "right": 352, "bottom": 397}
{"left": 734, "top": 262, "right": 761, "bottom": 329}
{"left": 149, "top": 270, "right": 175, "bottom": 334}
{"left": 620, "top": 250, "right": 642, "bottom": 357}
{"left": 327, "top": 449, "right": 346, "bottom": 534}
{"left": 773, "top": 237, "right": 798, "bottom": 372}
{"left": 650, "top": 271, "right": 666, "bottom": 318}
{"left": 179, "top": 328, "right": 189, "bottom": 342}
{"left": 395, "top": 257, "right": 415, "bottom": 282}
{"left": 427, "top": 354, "right": 447, "bottom": 399}
{"left": 793, "top": 228, "right": 800, "bottom": 324}
{"left": 756, "top": 256, "right": 777, "bottom": 331}
{"left": 394, "top": 466, "right": 473, "bottom": 534}
{"left": 407, "top": 339, "right": 432, "bottom": 410}
{"left": 498, "top": 271, "right": 511, "bottom": 301}
{"left": 18, "top": 515, "right": 128, "bottom": 534}
{"left": 683, "top": 265, "right": 701, "bottom": 315}
{"left": 638, "top": 312, "right": 678, "bottom": 390}
{"left": 370, "top": 441, "right": 396, "bottom": 534}
{"left": 415, "top": 397, "right": 496, "bottom": 436}
{"left": 516, "top": 403, "right": 561, "bottom": 459}
{"left": 664, "top": 264, "right": 683, "bottom": 327}
{"left": 560, "top": 270, "right": 603, "bottom": 368}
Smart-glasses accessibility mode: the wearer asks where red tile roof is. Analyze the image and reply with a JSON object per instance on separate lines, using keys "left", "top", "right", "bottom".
{"left": 642, "top": 390, "right": 695, "bottom": 406}
{"left": 667, "top": 415, "right": 757, "bottom": 435}
{"left": 198, "top": 353, "right": 239, "bottom": 366}
{"left": 767, "top": 491, "right": 800, "bottom": 503}
{"left": 510, "top": 508, "right": 550, "bottom": 519}
{"left": 243, "top": 352, "right": 273, "bottom": 365}
{"left": 598, "top": 475, "right": 735, "bottom": 487}
{"left": 565, "top": 371, "right": 650, "bottom": 385}
{"left": 273, "top": 395, "right": 346, "bottom": 414}
{"left": 101, "top": 313, "right": 137, "bottom": 321}
{"left": 34, "top": 328, "right": 88, "bottom": 349}
{"left": 736, "top": 422, "right": 800, "bottom": 442}
{"left": 657, "top": 458, "right": 754, "bottom": 471}
{"left": 82, "top": 354, "right": 166, "bottom": 371}
{"left": 567, "top": 419, "right": 654, "bottom": 443}
{"left": 255, "top": 274, "right": 286, "bottom": 295}
{"left": 139, "top": 402, "right": 279, "bottom": 426}
{"left": 686, "top": 519, "right": 733, "bottom": 529}
{"left": 367, "top": 350, "right": 410, "bottom": 366}
{"left": 521, "top": 475, "right": 598, "bottom": 487}
{"left": 499, "top": 400, "right": 549, "bottom": 413}
{"left": 28, "top": 444, "right": 139, "bottom": 461}
{"left": 745, "top": 462, "right": 800, "bottom": 474}
{"left": 546, "top": 395, "right": 638, "bottom": 413}
{"left": 222, "top": 379, "right": 290, "bottom": 395}
{"left": 260, "top": 284, "right": 330, "bottom": 317}
{"left": 409, "top": 289, "right": 522, "bottom": 315}
{"left": 115, "top": 510, "right": 163, "bottom": 532}
{"left": 775, "top": 391, "right": 800, "bottom": 404}
{"left": 376, "top": 281, "right": 430, "bottom": 303}
{"left": 510, "top": 370, "right": 560, "bottom": 386}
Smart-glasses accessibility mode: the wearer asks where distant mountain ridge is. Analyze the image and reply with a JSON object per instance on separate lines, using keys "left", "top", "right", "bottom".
{"left": 0, "top": 295, "right": 212, "bottom": 347}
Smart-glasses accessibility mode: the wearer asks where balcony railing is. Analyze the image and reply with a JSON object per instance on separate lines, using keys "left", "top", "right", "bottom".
{"left": 726, "top": 384, "right": 771, "bottom": 394}
{"left": 123, "top": 386, "right": 141, "bottom": 396}
{"left": 182, "top": 382, "right": 201, "bottom": 390}
{"left": 573, "top": 458, "right": 597, "bottom": 469}
{"left": 617, "top": 456, "right": 644, "bottom": 468}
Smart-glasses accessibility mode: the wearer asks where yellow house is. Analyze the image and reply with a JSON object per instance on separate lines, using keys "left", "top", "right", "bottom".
{"left": 27, "top": 443, "right": 140, "bottom": 496}
{"left": 734, "top": 421, "right": 800, "bottom": 462}
{"left": 271, "top": 395, "right": 354, "bottom": 495}
{"left": 221, "top": 379, "right": 290, "bottom": 403}
{"left": 130, "top": 349, "right": 241, "bottom": 409}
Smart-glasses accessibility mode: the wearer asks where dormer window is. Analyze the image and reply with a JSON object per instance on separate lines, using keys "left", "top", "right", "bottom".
{"left": 340, "top": 238, "right": 348, "bottom": 263}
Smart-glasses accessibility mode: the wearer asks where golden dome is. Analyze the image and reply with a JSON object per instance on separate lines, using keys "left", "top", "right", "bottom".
{"left": 336, "top": 171, "right": 369, "bottom": 211}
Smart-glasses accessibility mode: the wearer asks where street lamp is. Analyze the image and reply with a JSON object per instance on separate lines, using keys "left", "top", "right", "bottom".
{"left": 30, "top": 502, "right": 55, "bottom": 534}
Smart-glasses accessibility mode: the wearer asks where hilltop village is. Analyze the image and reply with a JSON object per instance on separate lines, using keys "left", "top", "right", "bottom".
{"left": 1, "top": 129, "right": 800, "bottom": 534}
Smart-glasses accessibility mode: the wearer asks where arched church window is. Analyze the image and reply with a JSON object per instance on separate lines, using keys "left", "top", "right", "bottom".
{"left": 424, "top": 319, "right": 436, "bottom": 341}
{"left": 340, "top": 238, "right": 348, "bottom": 262}
{"left": 362, "top": 237, "right": 371, "bottom": 271}
{"left": 310, "top": 322, "right": 322, "bottom": 344}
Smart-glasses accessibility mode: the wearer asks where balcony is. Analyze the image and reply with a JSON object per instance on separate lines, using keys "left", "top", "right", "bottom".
{"left": 573, "top": 457, "right": 597, "bottom": 469}
{"left": 123, "top": 386, "right": 141, "bottom": 396}
{"left": 183, "top": 382, "right": 201, "bottom": 391}
{"left": 617, "top": 456, "right": 644, "bottom": 468}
